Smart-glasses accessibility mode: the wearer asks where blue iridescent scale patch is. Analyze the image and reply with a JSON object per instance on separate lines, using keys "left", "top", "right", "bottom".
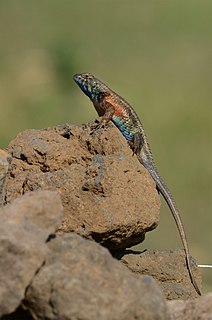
{"left": 112, "top": 115, "right": 133, "bottom": 142}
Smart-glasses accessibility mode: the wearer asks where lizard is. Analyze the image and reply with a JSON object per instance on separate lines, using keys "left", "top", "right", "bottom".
{"left": 0, "top": 149, "right": 11, "bottom": 207}
{"left": 73, "top": 72, "right": 201, "bottom": 296}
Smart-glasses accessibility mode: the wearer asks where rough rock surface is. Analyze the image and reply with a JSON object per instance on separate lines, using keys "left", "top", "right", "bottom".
{"left": 167, "top": 293, "right": 212, "bottom": 320}
{"left": 23, "top": 233, "right": 169, "bottom": 320}
{"left": 0, "top": 190, "right": 63, "bottom": 317}
{"left": 116, "top": 249, "right": 201, "bottom": 300}
{"left": 6, "top": 122, "right": 160, "bottom": 251}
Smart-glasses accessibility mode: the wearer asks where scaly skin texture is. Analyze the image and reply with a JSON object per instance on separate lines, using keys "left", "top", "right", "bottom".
{"left": 73, "top": 72, "right": 201, "bottom": 295}
{"left": 0, "top": 149, "right": 11, "bottom": 207}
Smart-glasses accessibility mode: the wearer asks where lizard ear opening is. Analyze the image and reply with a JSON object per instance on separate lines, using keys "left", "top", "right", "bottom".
{"left": 96, "top": 91, "right": 107, "bottom": 102}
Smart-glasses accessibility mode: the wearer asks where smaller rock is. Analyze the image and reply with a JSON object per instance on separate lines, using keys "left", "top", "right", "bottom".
{"left": 0, "top": 190, "right": 63, "bottom": 317}
{"left": 167, "top": 293, "right": 212, "bottom": 320}
{"left": 116, "top": 249, "right": 201, "bottom": 300}
{"left": 24, "top": 233, "right": 169, "bottom": 320}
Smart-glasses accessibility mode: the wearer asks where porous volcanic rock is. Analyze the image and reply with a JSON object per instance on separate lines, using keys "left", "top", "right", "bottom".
{"left": 23, "top": 233, "right": 169, "bottom": 320}
{"left": 116, "top": 249, "right": 201, "bottom": 300}
{"left": 6, "top": 121, "right": 160, "bottom": 251}
{"left": 0, "top": 190, "right": 63, "bottom": 317}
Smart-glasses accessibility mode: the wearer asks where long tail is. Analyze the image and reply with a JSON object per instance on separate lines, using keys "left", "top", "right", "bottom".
{"left": 137, "top": 154, "right": 201, "bottom": 295}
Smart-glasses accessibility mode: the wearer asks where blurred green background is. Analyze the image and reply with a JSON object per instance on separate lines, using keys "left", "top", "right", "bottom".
{"left": 0, "top": 1, "right": 211, "bottom": 291}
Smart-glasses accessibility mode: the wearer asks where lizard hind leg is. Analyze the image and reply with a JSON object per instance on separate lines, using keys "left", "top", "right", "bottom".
{"left": 131, "top": 132, "right": 143, "bottom": 156}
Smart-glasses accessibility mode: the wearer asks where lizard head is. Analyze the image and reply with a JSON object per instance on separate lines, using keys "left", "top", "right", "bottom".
{"left": 73, "top": 73, "right": 107, "bottom": 103}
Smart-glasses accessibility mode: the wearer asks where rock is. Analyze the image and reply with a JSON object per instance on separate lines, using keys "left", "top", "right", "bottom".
{"left": 23, "top": 233, "right": 169, "bottom": 320}
{"left": 0, "top": 149, "right": 11, "bottom": 206}
{"left": 0, "top": 190, "right": 63, "bottom": 317}
{"left": 6, "top": 122, "right": 160, "bottom": 251}
{"left": 167, "top": 293, "right": 212, "bottom": 320}
{"left": 116, "top": 249, "right": 201, "bottom": 300}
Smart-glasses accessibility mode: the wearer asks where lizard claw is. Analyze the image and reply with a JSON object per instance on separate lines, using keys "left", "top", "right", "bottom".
{"left": 90, "top": 119, "right": 107, "bottom": 134}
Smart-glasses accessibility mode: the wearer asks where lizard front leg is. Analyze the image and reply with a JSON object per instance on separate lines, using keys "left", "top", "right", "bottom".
{"left": 92, "top": 102, "right": 115, "bottom": 131}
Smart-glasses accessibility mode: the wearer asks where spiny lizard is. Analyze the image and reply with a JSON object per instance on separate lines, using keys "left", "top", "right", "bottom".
{"left": 73, "top": 72, "right": 201, "bottom": 295}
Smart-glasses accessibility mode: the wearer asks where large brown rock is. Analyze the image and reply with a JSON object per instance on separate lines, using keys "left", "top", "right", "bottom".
{"left": 23, "top": 233, "right": 169, "bottom": 320}
{"left": 6, "top": 122, "right": 160, "bottom": 251}
{"left": 167, "top": 293, "right": 212, "bottom": 320}
{"left": 116, "top": 249, "right": 201, "bottom": 300}
{"left": 0, "top": 190, "right": 63, "bottom": 317}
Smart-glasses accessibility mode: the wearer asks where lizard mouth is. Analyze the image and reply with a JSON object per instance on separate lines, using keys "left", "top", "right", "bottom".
{"left": 73, "top": 74, "right": 82, "bottom": 85}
